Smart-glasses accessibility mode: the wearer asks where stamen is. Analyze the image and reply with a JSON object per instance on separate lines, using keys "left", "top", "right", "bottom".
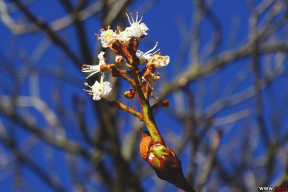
{"left": 107, "top": 25, "right": 111, "bottom": 29}
{"left": 144, "top": 42, "right": 158, "bottom": 55}
{"left": 126, "top": 13, "right": 132, "bottom": 25}
{"left": 130, "top": 13, "right": 135, "bottom": 23}
{"left": 86, "top": 71, "right": 98, "bottom": 79}
{"left": 84, "top": 89, "right": 92, "bottom": 93}
{"left": 138, "top": 16, "right": 143, "bottom": 23}
{"left": 152, "top": 48, "right": 160, "bottom": 55}
{"left": 136, "top": 12, "right": 138, "bottom": 22}
{"left": 84, "top": 82, "right": 88, "bottom": 86}
{"left": 95, "top": 33, "right": 99, "bottom": 37}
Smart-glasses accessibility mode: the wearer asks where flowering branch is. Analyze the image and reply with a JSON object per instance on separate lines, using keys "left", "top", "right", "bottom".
{"left": 81, "top": 12, "right": 196, "bottom": 192}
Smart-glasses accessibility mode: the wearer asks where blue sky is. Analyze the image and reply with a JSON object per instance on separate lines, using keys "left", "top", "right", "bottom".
{"left": 0, "top": 0, "right": 287, "bottom": 191}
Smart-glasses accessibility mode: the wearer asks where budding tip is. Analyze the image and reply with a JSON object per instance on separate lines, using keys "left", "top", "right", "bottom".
{"left": 95, "top": 33, "right": 99, "bottom": 37}
{"left": 83, "top": 89, "right": 86, "bottom": 91}
{"left": 84, "top": 82, "right": 88, "bottom": 86}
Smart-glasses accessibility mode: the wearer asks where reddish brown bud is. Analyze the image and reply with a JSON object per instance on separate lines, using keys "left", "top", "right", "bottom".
{"left": 139, "top": 130, "right": 195, "bottom": 191}
{"left": 144, "top": 143, "right": 187, "bottom": 187}
{"left": 147, "top": 153, "right": 161, "bottom": 170}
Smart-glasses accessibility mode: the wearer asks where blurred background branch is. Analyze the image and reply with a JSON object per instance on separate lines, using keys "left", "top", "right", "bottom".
{"left": 0, "top": 0, "right": 287, "bottom": 191}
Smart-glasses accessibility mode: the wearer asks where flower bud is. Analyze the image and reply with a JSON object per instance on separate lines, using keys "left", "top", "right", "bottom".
{"left": 100, "top": 64, "right": 112, "bottom": 73}
{"left": 124, "top": 89, "right": 135, "bottom": 99}
{"left": 115, "top": 55, "right": 127, "bottom": 66}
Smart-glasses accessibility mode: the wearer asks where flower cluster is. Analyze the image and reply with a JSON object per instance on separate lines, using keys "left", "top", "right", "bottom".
{"left": 82, "top": 12, "right": 170, "bottom": 101}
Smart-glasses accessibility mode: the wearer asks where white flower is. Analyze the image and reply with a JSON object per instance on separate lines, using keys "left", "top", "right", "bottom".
{"left": 149, "top": 54, "right": 170, "bottom": 68}
{"left": 100, "top": 29, "right": 118, "bottom": 48}
{"left": 136, "top": 42, "right": 160, "bottom": 64}
{"left": 126, "top": 12, "right": 149, "bottom": 38}
{"left": 142, "top": 71, "right": 161, "bottom": 99}
{"left": 118, "top": 29, "right": 132, "bottom": 46}
{"left": 82, "top": 64, "right": 100, "bottom": 79}
{"left": 82, "top": 52, "right": 106, "bottom": 79}
{"left": 139, "top": 23, "right": 149, "bottom": 33}
{"left": 84, "top": 75, "right": 112, "bottom": 100}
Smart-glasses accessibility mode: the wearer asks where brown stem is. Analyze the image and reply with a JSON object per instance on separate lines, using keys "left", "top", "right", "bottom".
{"left": 106, "top": 101, "right": 143, "bottom": 120}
